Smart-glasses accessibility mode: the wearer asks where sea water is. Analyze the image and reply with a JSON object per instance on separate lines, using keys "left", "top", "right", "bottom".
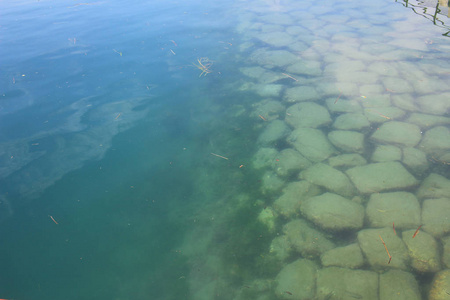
{"left": 1, "top": 0, "right": 449, "bottom": 299}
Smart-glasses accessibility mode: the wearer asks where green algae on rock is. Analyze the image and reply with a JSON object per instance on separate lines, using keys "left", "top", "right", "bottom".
{"left": 301, "top": 192, "right": 364, "bottom": 231}
{"left": 346, "top": 162, "right": 418, "bottom": 194}
{"left": 275, "top": 259, "right": 318, "bottom": 300}
{"left": 379, "top": 270, "right": 421, "bottom": 300}
{"left": 316, "top": 267, "right": 378, "bottom": 300}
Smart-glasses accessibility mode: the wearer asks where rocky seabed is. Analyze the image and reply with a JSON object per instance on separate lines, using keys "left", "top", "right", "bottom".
{"left": 231, "top": 0, "right": 450, "bottom": 299}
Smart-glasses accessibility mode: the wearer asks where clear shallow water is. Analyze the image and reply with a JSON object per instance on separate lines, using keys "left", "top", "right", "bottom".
{"left": 1, "top": 0, "right": 450, "bottom": 299}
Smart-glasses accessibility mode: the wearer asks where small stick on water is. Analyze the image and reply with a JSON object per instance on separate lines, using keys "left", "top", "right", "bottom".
{"left": 211, "top": 153, "right": 229, "bottom": 160}
{"left": 334, "top": 92, "right": 342, "bottom": 104}
{"left": 412, "top": 225, "right": 423, "bottom": 238}
{"left": 369, "top": 109, "right": 391, "bottom": 120}
{"left": 49, "top": 215, "right": 59, "bottom": 225}
{"left": 281, "top": 73, "right": 298, "bottom": 81}
{"left": 393, "top": 222, "right": 396, "bottom": 235}
{"left": 379, "top": 235, "right": 392, "bottom": 264}
{"left": 258, "top": 115, "right": 267, "bottom": 121}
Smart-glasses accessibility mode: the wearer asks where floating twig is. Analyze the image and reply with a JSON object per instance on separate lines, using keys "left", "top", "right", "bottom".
{"left": 211, "top": 153, "right": 228, "bottom": 160}
{"left": 282, "top": 73, "right": 298, "bottom": 81}
{"left": 393, "top": 222, "right": 396, "bottom": 235}
{"left": 258, "top": 115, "right": 267, "bottom": 121}
{"left": 334, "top": 92, "right": 342, "bottom": 104}
{"left": 49, "top": 215, "right": 59, "bottom": 225}
{"left": 412, "top": 225, "right": 423, "bottom": 238}
{"left": 379, "top": 235, "right": 392, "bottom": 264}
{"left": 192, "top": 57, "right": 213, "bottom": 77}
{"left": 369, "top": 109, "right": 391, "bottom": 120}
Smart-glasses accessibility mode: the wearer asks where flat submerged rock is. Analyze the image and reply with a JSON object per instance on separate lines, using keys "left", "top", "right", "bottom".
{"left": 346, "top": 162, "right": 418, "bottom": 193}
{"left": 299, "top": 163, "right": 356, "bottom": 197}
{"left": 287, "top": 128, "right": 337, "bottom": 162}
{"left": 316, "top": 267, "right": 378, "bottom": 300}
{"left": 371, "top": 121, "right": 422, "bottom": 147}
{"left": 301, "top": 192, "right": 364, "bottom": 231}
{"left": 275, "top": 258, "right": 318, "bottom": 300}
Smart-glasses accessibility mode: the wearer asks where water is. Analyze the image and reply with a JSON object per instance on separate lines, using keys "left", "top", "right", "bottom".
{"left": 1, "top": 0, "right": 450, "bottom": 299}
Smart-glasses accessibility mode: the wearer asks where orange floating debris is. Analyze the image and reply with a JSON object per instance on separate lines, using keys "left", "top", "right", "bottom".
{"left": 412, "top": 225, "right": 422, "bottom": 238}
{"left": 334, "top": 92, "right": 342, "bottom": 104}
{"left": 379, "top": 235, "right": 392, "bottom": 264}
{"left": 258, "top": 115, "right": 267, "bottom": 121}
{"left": 281, "top": 73, "right": 298, "bottom": 81}
{"left": 210, "top": 153, "right": 228, "bottom": 160}
{"left": 49, "top": 215, "right": 59, "bottom": 225}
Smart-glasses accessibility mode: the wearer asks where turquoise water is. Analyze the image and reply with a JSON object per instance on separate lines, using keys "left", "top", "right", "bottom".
{"left": 1, "top": 0, "right": 450, "bottom": 299}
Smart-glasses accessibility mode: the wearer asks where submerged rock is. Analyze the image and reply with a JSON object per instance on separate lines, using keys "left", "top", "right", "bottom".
{"left": 299, "top": 163, "right": 356, "bottom": 197}
{"left": 275, "top": 259, "right": 318, "bottom": 300}
{"left": 381, "top": 76, "right": 413, "bottom": 94}
{"left": 332, "top": 113, "right": 370, "bottom": 130}
{"left": 442, "top": 236, "right": 450, "bottom": 269}
{"left": 283, "top": 86, "right": 320, "bottom": 103}
{"left": 328, "top": 153, "right": 367, "bottom": 168}
{"left": 257, "top": 120, "right": 291, "bottom": 146}
{"left": 283, "top": 219, "right": 335, "bottom": 258}
{"left": 346, "top": 162, "right": 418, "bottom": 194}
{"left": 406, "top": 113, "right": 450, "bottom": 129}
{"left": 422, "top": 198, "right": 450, "bottom": 237}
{"left": 328, "top": 130, "right": 365, "bottom": 154}
{"left": 402, "top": 229, "right": 441, "bottom": 273}
{"left": 269, "top": 235, "right": 292, "bottom": 261}
{"left": 371, "top": 145, "right": 402, "bottom": 162}
{"left": 261, "top": 171, "right": 285, "bottom": 195}
{"left": 321, "top": 243, "right": 365, "bottom": 269}
{"left": 285, "top": 102, "right": 331, "bottom": 128}
{"left": 366, "top": 192, "right": 421, "bottom": 229}
{"left": 272, "top": 148, "right": 312, "bottom": 177}
{"left": 285, "top": 61, "right": 321, "bottom": 77}
{"left": 316, "top": 267, "right": 378, "bottom": 300}
{"left": 273, "top": 181, "right": 321, "bottom": 218}
{"left": 251, "top": 99, "right": 286, "bottom": 121}
{"left": 364, "top": 107, "right": 406, "bottom": 123}
{"left": 402, "top": 147, "right": 429, "bottom": 175}
{"left": 301, "top": 192, "right": 364, "bottom": 231}
{"left": 251, "top": 48, "right": 299, "bottom": 68}
{"left": 257, "top": 207, "right": 277, "bottom": 233}
{"left": 379, "top": 270, "right": 421, "bottom": 300}
{"left": 357, "top": 227, "right": 409, "bottom": 270}
{"left": 417, "top": 92, "right": 450, "bottom": 116}
{"left": 253, "top": 83, "right": 284, "bottom": 97}
{"left": 252, "top": 148, "right": 279, "bottom": 169}
{"left": 371, "top": 121, "right": 422, "bottom": 147}
{"left": 257, "top": 31, "right": 295, "bottom": 48}
{"left": 429, "top": 270, "right": 450, "bottom": 300}
{"left": 417, "top": 173, "right": 450, "bottom": 199}
{"left": 287, "top": 128, "right": 337, "bottom": 162}
{"left": 419, "top": 126, "right": 450, "bottom": 158}
{"left": 326, "top": 97, "right": 362, "bottom": 113}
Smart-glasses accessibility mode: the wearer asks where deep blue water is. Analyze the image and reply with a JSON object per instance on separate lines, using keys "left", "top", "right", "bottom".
{"left": 1, "top": 1, "right": 245, "bottom": 299}
{"left": 1, "top": 0, "right": 450, "bottom": 299}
